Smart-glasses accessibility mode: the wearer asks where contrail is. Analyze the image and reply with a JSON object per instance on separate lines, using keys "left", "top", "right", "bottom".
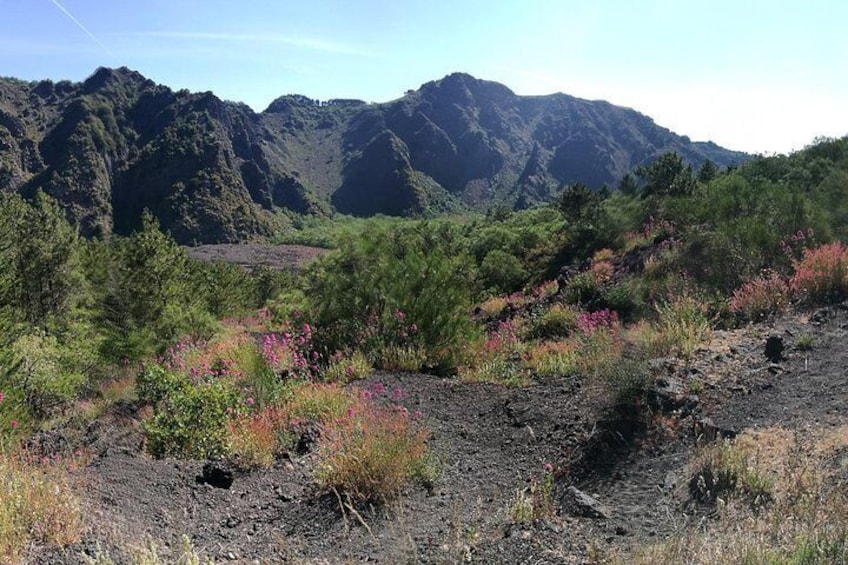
{"left": 48, "top": 0, "right": 114, "bottom": 56}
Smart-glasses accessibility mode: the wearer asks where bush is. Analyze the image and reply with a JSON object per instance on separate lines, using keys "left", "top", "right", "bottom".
{"left": 315, "top": 402, "right": 431, "bottom": 504}
{"left": 142, "top": 371, "right": 241, "bottom": 459}
{"left": 729, "top": 271, "right": 790, "bottom": 322}
{"left": 306, "top": 222, "right": 480, "bottom": 370}
{"left": 226, "top": 407, "right": 287, "bottom": 469}
{"left": 10, "top": 333, "right": 86, "bottom": 417}
{"left": 282, "top": 382, "right": 358, "bottom": 425}
{"left": 528, "top": 304, "right": 578, "bottom": 340}
{"left": 479, "top": 249, "right": 528, "bottom": 293}
{"left": 791, "top": 242, "right": 848, "bottom": 305}
{"left": 593, "top": 355, "right": 652, "bottom": 408}
{"left": 325, "top": 351, "right": 373, "bottom": 382}
{"left": 563, "top": 271, "right": 601, "bottom": 305}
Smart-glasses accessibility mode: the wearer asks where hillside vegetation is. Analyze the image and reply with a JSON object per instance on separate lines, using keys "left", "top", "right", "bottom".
{"left": 0, "top": 67, "right": 746, "bottom": 243}
{"left": 0, "top": 137, "right": 846, "bottom": 563}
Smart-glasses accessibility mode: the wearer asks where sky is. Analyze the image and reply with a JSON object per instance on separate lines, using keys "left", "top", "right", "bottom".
{"left": 0, "top": 0, "right": 846, "bottom": 155}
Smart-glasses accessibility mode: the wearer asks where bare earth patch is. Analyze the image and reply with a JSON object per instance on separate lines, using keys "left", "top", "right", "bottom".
{"left": 185, "top": 244, "right": 328, "bottom": 271}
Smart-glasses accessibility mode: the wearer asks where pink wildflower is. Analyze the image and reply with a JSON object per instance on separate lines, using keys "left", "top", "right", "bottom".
{"left": 10, "top": 420, "right": 17, "bottom": 429}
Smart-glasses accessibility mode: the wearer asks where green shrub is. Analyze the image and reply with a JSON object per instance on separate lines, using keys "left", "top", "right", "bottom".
{"left": 528, "top": 304, "right": 578, "bottom": 340}
{"left": 563, "top": 271, "right": 601, "bottom": 305}
{"left": 796, "top": 333, "right": 815, "bottom": 351}
{"left": 593, "top": 355, "right": 652, "bottom": 408}
{"left": 143, "top": 373, "right": 240, "bottom": 459}
{"left": 136, "top": 364, "right": 185, "bottom": 406}
{"left": 479, "top": 249, "right": 528, "bottom": 293}
{"left": 306, "top": 221, "right": 480, "bottom": 370}
{"left": 325, "top": 351, "right": 373, "bottom": 382}
{"left": 10, "top": 333, "right": 85, "bottom": 417}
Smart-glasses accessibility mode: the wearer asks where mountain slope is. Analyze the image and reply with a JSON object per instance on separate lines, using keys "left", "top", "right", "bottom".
{"left": 0, "top": 68, "right": 748, "bottom": 243}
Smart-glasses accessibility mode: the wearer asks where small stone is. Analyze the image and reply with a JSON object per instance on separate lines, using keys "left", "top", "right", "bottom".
{"left": 559, "top": 486, "right": 610, "bottom": 519}
{"left": 764, "top": 335, "right": 785, "bottom": 362}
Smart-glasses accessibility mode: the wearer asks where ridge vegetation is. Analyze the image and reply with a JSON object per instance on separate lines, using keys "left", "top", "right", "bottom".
{"left": 0, "top": 67, "right": 746, "bottom": 243}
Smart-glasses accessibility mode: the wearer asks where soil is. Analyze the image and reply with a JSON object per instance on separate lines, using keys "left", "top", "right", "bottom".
{"left": 27, "top": 303, "right": 848, "bottom": 564}
{"left": 184, "top": 244, "right": 328, "bottom": 271}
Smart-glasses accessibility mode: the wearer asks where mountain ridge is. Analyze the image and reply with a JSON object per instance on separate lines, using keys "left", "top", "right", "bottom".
{"left": 0, "top": 67, "right": 749, "bottom": 243}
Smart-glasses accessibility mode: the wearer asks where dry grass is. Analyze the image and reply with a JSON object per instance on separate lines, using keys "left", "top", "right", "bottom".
{"left": 315, "top": 402, "right": 432, "bottom": 504}
{"left": 523, "top": 340, "right": 578, "bottom": 378}
{"left": 83, "top": 534, "right": 214, "bottom": 565}
{"left": 622, "top": 426, "right": 848, "bottom": 564}
{"left": 0, "top": 451, "right": 85, "bottom": 562}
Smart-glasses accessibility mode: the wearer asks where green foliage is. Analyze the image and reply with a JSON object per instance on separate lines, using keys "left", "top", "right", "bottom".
{"left": 557, "top": 183, "right": 601, "bottom": 222}
{"left": 637, "top": 152, "right": 695, "bottom": 197}
{"left": 528, "top": 304, "right": 578, "bottom": 340}
{"left": 10, "top": 333, "right": 85, "bottom": 417}
{"left": 697, "top": 159, "right": 718, "bottom": 183}
{"left": 136, "top": 364, "right": 186, "bottom": 406}
{"left": 563, "top": 272, "right": 601, "bottom": 305}
{"left": 142, "top": 370, "right": 240, "bottom": 459}
{"left": 479, "top": 249, "right": 528, "bottom": 293}
{"left": 0, "top": 192, "right": 82, "bottom": 331}
{"left": 594, "top": 354, "right": 652, "bottom": 408}
{"left": 654, "top": 293, "right": 713, "bottom": 359}
{"left": 306, "top": 221, "right": 480, "bottom": 370}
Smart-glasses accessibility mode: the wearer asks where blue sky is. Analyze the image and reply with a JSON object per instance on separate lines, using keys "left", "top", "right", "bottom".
{"left": 1, "top": 0, "right": 846, "bottom": 154}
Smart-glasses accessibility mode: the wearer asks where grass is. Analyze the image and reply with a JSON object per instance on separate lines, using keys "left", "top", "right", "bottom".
{"left": 0, "top": 451, "right": 85, "bottom": 562}
{"left": 325, "top": 350, "right": 373, "bottom": 382}
{"left": 796, "top": 332, "right": 815, "bottom": 351}
{"left": 654, "top": 293, "right": 713, "bottom": 359}
{"left": 622, "top": 427, "right": 848, "bottom": 565}
{"left": 83, "top": 535, "right": 214, "bottom": 565}
{"left": 509, "top": 465, "right": 556, "bottom": 524}
{"left": 523, "top": 340, "right": 579, "bottom": 378}
{"left": 315, "top": 401, "right": 433, "bottom": 504}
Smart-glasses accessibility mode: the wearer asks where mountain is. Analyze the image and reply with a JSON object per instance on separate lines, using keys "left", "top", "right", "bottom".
{"left": 0, "top": 67, "right": 748, "bottom": 243}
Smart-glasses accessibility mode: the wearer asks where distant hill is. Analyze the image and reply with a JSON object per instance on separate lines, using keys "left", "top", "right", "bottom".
{"left": 0, "top": 67, "right": 748, "bottom": 243}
